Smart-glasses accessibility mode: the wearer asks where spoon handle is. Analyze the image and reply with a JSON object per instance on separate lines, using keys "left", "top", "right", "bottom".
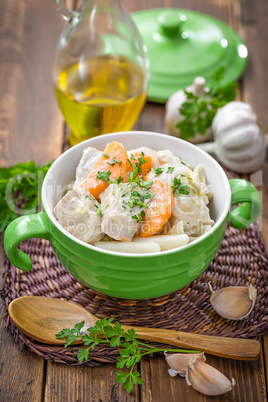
{"left": 122, "top": 326, "right": 260, "bottom": 360}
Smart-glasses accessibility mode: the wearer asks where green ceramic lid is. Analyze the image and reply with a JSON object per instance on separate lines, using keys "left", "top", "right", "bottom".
{"left": 131, "top": 9, "right": 248, "bottom": 103}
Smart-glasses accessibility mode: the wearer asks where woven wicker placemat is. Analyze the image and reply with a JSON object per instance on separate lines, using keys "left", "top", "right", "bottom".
{"left": 2, "top": 220, "right": 268, "bottom": 367}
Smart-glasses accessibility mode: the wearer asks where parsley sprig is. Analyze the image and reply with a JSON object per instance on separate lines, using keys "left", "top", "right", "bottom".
{"left": 0, "top": 160, "right": 53, "bottom": 232}
{"left": 177, "top": 67, "right": 237, "bottom": 140}
{"left": 56, "top": 318, "right": 199, "bottom": 395}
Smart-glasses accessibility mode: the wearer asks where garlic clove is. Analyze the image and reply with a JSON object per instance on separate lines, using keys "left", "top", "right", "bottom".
{"left": 165, "top": 351, "right": 205, "bottom": 376}
{"left": 186, "top": 357, "right": 234, "bottom": 396}
{"left": 209, "top": 284, "right": 257, "bottom": 320}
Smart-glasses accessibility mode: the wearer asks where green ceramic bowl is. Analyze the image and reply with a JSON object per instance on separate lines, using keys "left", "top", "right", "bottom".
{"left": 4, "top": 132, "right": 262, "bottom": 299}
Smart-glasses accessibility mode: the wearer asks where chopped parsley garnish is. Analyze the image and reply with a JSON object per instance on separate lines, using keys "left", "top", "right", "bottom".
{"left": 167, "top": 167, "right": 175, "bottom": 174}
{"left": 128, "top": 152, "right": 147, "bottom": 179}
{"left": 171, "top": 177, "right": 190, "bottom": 198}
{"left": 181, "top": 174, "right": 185, "bottom": 177}
{"left": 103, "top": 153, "right": 109, "bottom": 158}
{"left": 110, "top": 176, "right": 124, "bottom": 185}
{"left": 96, "top": 170, "right": 111, "bottom": 182}
{"left": 85, "top": 195, "right": 90, "bottom": 199}
{"left": 131, "top": 190, "right": 140, "bottom": 198}
{"left": 144, "top": 190, "right": 154, "bottom": 199}
{"left": 131, "top": 210, "right": 145, "bottom": 223}
{"left": 128, "top": 175, "right": 153, "bottom": 190}
{"left": 180, "top": 160, "right": 186, "bottom": 166}
{"left": 142, "top": 180, "right": 153, "bottom": 189}
{"left": 153, "top": 167, "right": 164, "bottom": 176}
{"left": 94, "top": 204, "right": 102, "bottom": 215}
{"left": 107, "top": 156, "right": 122, "bottom": 166}
{"left": 137, "top": 152, "right": 146, "bottom": 166}
{"left": 192, "top": 189, "right": 197, "bottom": 194}
{"left": 187, "top": 177, "right": 192, "bottom": 181}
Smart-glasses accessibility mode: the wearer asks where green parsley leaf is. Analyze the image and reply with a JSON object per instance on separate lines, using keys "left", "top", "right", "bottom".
{"left": 96, "top": 170, "right": 111, "bottom": 182}
{"left": 137, "top": 152, "right": 146, "bottom": 166}
{"left": 144, "top": 190, "right": 154, "bottom": 199}
{"left": 117, "top": 176, "right": 123, "bottom": 184}
{"left": 153, "top": 167, "right": 164, "bottom": 176}
{"left": 116, "top": 371, "right": 129, "bottom": 384}
{"left": 167, "top": 167, "right": 174, "bottom": 174}
{"left": 171, "top": 177, "right": 190, "bottom": 198}
{"left": 131, "top": 210, "right": 145, "bottom": 223}
{"left": 131, "top": 371, "right": 143, "bottom": 385}
{"left": 107, "top": 157, "right": 122, "bottom": 166}
{"left": 77, "top": 347, "right": 90, "bottom": 363}
{"left": 140, "top": 180, "right": 153, "bottom": 189}
{"left": 103, "top": 153, "right": 109, "bottom": 158}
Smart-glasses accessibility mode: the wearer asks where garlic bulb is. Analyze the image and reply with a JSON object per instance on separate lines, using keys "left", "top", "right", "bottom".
{"left": 211, "top": 101, "right": 265, "bottom": 173}
{"left": 165, "top": 352, "right": 205, "bottom": 377}
{"left": 209, "top": 284, "right": 257, "bottom": 320}
{"left": 186, "top": 356, "right": 235, "bottom": 396}
{"left": 165, "top": 77, "right": 213, "bottom": 143}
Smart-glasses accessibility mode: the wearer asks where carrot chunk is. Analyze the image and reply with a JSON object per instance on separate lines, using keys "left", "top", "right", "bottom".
{"left": 140, "top": 180, "right": 173, "bottom": 237}
{"left": 82, "top": 141, "right": 131, "bottom": 199}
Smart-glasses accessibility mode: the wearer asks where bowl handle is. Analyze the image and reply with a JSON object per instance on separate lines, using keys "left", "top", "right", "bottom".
{"left": 229, "top": 179, "right": 262, "bottom": 229}
{"left": 4, "top": 211, "right": 51, "bottom": 271}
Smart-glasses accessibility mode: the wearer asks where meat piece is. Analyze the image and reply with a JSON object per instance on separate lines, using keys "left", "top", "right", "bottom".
{"left": 100, "top": 183, "right": 146, "bottom": 241}
{"left": 172, "top": 195, "right": 214, "bottom": 236}
{"left": 54, "top": 185, "right": 102, "bottom": 244}
{"left": 75, "top": 147, "right": 102, "bottom": 186}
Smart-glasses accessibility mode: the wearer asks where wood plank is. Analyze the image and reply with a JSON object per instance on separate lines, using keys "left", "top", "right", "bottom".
{"left": 0, "top": 234, "right": 45, "bottom": 401}
{"left": 44, "top": 361, "right": 139, "bottom": 401}
{"left": 233, "top": 0, "right": 268, "bottom": 246}
{"left": 0, "top": 0, "right": 65, "bottom": 167}
{"left": 140, "top": 351, "right": 267, "bottom": 401}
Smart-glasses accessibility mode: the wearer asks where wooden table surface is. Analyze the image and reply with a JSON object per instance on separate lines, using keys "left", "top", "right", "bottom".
{"left": 0, "top": 0, "right": 267, "bottom": 400}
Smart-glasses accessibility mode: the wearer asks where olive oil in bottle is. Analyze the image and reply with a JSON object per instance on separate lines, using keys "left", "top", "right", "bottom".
{"left": 54, "top": 55, "right": 147, "bottom": 145}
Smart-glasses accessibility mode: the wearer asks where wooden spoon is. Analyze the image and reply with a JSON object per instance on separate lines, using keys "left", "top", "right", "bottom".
{"left": 8, "top": 296, "right": 260, "bottom": 360}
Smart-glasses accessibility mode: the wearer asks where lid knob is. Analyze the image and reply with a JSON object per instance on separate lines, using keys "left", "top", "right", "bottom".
{"left": 157, "top": 10, "right": 186, "bottom": 38}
